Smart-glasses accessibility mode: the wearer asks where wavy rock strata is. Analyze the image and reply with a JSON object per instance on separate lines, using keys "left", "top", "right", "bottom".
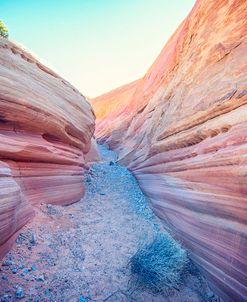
{"left": 0, "top": 38, "right": 98, "bottom": 258}
{"left": 91, "top": 0, "right": 247, "bottom": 301}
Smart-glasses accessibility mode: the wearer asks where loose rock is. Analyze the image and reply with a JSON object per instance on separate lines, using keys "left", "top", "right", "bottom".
{"left": 15, "top": 286, "right": 25, "bottom": 299}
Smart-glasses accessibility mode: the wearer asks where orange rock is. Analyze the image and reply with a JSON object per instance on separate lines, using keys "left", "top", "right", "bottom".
{"left": 91, "top": 0, "right": 247, "bottom": 300}
{"left": 0, "top": 38, "right": 98, "bottom": 258}
{"left": 92, "top": 80, "right": 138, "bottom": 148}
{"left": 85, "top": 138, "right": 100, "bottom": 163}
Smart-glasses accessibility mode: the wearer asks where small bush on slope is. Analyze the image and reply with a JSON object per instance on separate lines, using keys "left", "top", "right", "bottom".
{"left": 0, "top": 20, "right": 8, "bottom": 38}
{"left": 130, "top": 233, "right": 188, "bottom": 294}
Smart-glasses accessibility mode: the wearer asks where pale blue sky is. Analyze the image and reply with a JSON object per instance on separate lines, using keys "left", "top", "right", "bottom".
{"left": 0, "top": 0, "right": 195, "bottom": 97}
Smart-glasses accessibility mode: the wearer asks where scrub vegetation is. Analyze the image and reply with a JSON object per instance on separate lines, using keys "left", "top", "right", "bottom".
{"left": 0, "top": 20, "right": 8, "bottom": 38}
{"left": 130, "top": 233, "right": 188, "bottom": 294}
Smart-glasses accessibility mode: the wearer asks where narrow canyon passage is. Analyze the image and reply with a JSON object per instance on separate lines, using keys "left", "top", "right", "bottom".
{"left": 0, "top": 1, "right": 246, "bottom": 301}
{"left": 0, "top": 145, "right": 215, "bottom": 302}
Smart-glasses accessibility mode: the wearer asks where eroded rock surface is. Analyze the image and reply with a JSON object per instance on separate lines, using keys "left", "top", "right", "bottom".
{"left": 0, "top": 38, "right": 97, "bottom": 258}
{"left": 91, "top": 0, "right": 247, "bottom": 301}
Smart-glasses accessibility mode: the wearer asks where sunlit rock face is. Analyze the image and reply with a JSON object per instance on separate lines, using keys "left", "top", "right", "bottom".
{"left": 0, "top": 38, "right": 97, "bottom": 258}
{"left": 92, "top": 80, "right": 139, "bottom": 149}
{"left": 91, "top": 0, "right": 247, "bottom": 300}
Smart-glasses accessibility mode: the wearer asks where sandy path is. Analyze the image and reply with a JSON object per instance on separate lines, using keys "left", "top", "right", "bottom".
{"left": 0, "top": 145, "right": 216, "bottom": 302}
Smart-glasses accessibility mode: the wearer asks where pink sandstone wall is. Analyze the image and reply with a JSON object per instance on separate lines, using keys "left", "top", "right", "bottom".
{"left": 91, "top": 0, "right": 247, "bottom": 300}
{"left": 0, "top": 38, "right": 98, "bottom": 258}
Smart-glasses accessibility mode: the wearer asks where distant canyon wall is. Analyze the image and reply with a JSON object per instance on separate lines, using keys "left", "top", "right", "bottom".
{"left": 91, "top": 0, "right": 247, "bottom": 301}
{"left": 0, "top": 38, "right": 98, "bottom": 258}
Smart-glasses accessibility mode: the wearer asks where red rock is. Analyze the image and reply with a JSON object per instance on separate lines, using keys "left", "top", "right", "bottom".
{"left": 0, "top": 161, "right": 34, "bottom": 258}
{"left": 91, "top": 0, "right": 247, "bottom": 301}
{"left": 92, "top": 80, "right": 139, "bottom": 148}
{"left": 85, "top": 138, "right": 100, "bottom": 163}
{"left": 0, "top": 38, "right": 98, "bottom": 258}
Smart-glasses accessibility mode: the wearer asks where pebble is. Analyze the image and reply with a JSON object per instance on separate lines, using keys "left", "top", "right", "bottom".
{"left": 79, "top": 296, "right": 87, "bottom": 302}
{"left": 44, "top": 288, "right": 52, "bottom": 296}
{"left": 1, "top": 275, "right": 8, "bottom": 281}
{"left": 35, "top": 275, "right": 45, "bottom": 281}
{"left": 16, "top": 233, "right": 26, "bottom": 244}
{"left": 1, "top": 295, "right": 12, "bottom": 301}
{"left": 12, "top": 267, "right": 18, "bottom": 274}
{"left": 2, "top": 260, "right": 14, "bottom": 266}
{"left": 29, "top": 234, "right": 36, "bottom": 245}
{"left": 31, "top": 265, "right": 37, "bottom": 271}
{"left": 16, "top": 286, "right": 25, "bottom": 299}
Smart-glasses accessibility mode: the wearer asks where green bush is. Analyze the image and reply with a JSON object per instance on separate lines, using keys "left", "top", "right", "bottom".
{"left": 0, "top": 20, "right": 8, "bottom": 38}
{"left": 130, "top": 233, "right": 188, "bottom": 293}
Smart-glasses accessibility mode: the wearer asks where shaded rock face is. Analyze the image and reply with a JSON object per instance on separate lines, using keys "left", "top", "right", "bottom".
{"left": 0, "top": 38, "right": 97, "bottom": 258}
{"left": 91, "top": 0, "right": 247, "bottom": 301}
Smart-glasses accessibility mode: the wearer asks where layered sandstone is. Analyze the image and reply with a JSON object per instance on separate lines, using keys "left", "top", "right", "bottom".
{"left": 93, "top": 80, "right": 139, "bottom": 148}
{"left": 91, "top": 0, "right": 247, "bottom": 301}
{"left": 0, "top": 38, "right": 98, "bottom": 258}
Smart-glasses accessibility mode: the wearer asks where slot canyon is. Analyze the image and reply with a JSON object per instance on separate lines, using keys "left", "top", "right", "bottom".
{"left": 0, "top": 0, "right": 246, "bottom": 301}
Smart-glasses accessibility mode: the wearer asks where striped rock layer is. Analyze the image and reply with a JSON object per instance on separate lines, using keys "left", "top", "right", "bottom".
{"left": 91, "top": 0, "right": 247, "bottom": 301}
{"left": 0, "top": 38, "right": 98, "bottom": 258}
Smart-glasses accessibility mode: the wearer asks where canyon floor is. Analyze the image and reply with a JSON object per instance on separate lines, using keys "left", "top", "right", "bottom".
{"left": 0, "top": 145, "right": 217, "bottom": 302}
